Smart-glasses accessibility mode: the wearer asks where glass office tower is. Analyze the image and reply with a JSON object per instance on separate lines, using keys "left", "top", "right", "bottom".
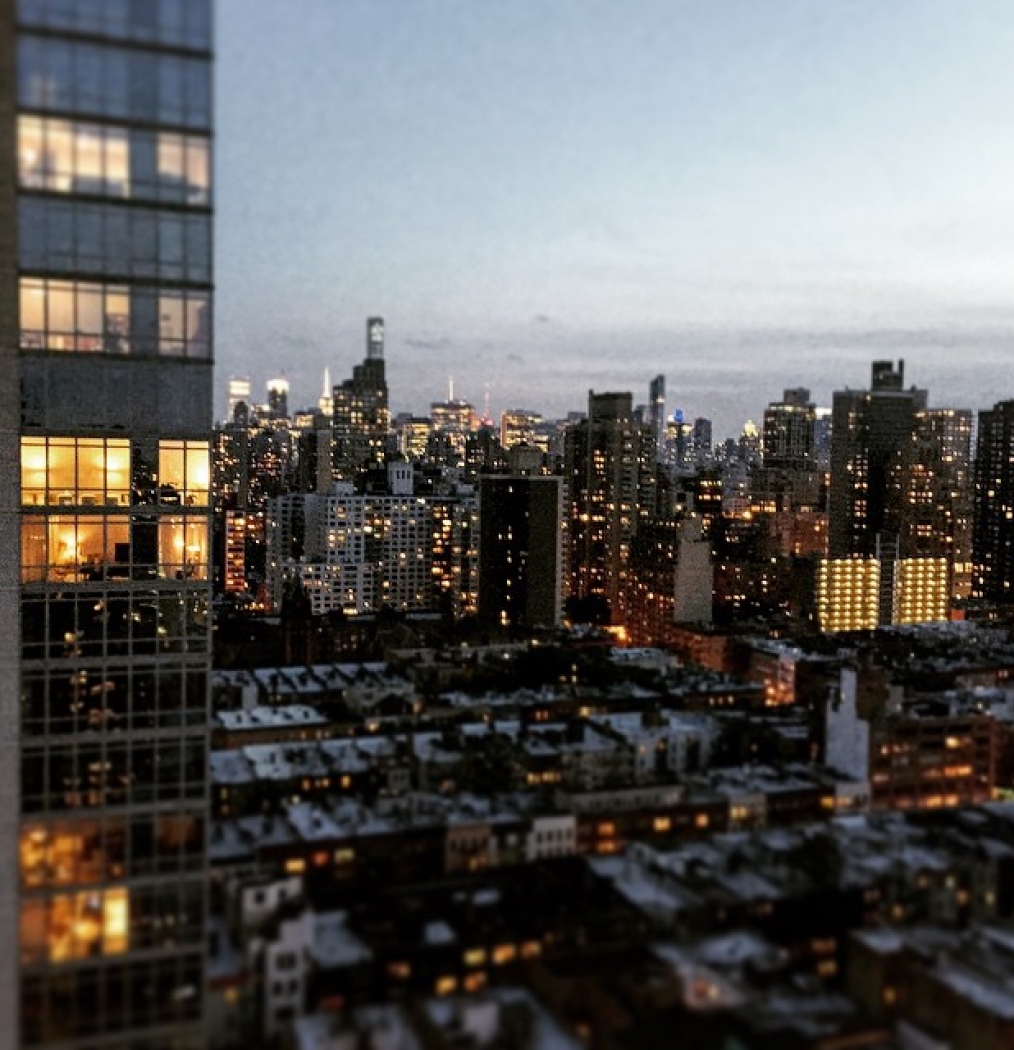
{"left": 1, "top": 1, "right": 213, "bottom": 1044}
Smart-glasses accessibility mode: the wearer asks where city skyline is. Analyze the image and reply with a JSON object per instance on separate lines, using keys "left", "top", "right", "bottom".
{"left": 217, "top": 0, "right": 1014, "bottom": 433}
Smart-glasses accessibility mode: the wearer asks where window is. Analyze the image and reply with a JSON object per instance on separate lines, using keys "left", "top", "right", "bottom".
{"left": 21, "top": 277, "right": 210, "bottom": 359}
{"left": 18, "top": 116, "right": 210, "bottom": 205}
{"left": 20, "top": 279, "right": 128, "bottom": 354}
{"left": 20, "top": 821, "right": 126, "bottom": 888}
{"left": 18, "top": 37, "right": 211, "bottom": 129}
{"left": 20, "top": 888, "right": 129, "bottom": 964}
{"left": 18, "top": 0, "right": 213, "bottom": 49}
{"left": 21, "top": 514, "right": 131, "bottom": 583}
{"left": 21, "top": 437, "right": 130, "bottom": 506}
{"left": 158, "top": 441, "right": 210, "bottom": 506}
{"left": 19, "top": 199, "right": 212, "bottom": 284}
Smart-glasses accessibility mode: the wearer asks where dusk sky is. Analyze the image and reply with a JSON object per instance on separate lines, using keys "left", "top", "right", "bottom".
{"left": 216, "top": 0, "right": 1014, "bottom": 436}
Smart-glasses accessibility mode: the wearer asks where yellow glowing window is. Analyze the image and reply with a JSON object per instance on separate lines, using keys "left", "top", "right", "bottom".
{"left": 695, "top": 813, "right": 710, "bottom": 829}
{"left": 520, "top": 940, "right": 542, "bottom": 959}
{"left": 463, "top": 948, "right": 486, "bottom": 968}
{"left": 597, "top": 822, "right": 615, "bottom": 837}
{"left": 20, "top": 822, "right": 112, "bottom": 888}
{"left": 20, "top": 887, "right": 129, "bottom": 965}
{"left": 158, "top": 440, "right": 210, "bottom": 506}
{"left": 158, "top": 516, "right": 209, "bottom": 580}
{"left": 435, "top": 976, "right": 458, "bottom": 996}
{"left": 21, "top": 514, "right": 131, "bottom": 583}
{"left": 285, "top": 858, "right": 305, "bottom": 875}
{"left": 654, "top": 816, "right": 672, "bottom": 833}
{"left": 21, "top": 436, "right": 131, "bottom": 506}
{"left": 492, "top": 944, "right": 516, "bottom": 966}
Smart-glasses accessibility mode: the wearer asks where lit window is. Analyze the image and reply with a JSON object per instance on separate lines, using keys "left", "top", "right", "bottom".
{"left": 20, "top": 887, "right": 129, "bottom": 964}
{"left": 20, "top": 436, "right": 130, "bottom": 507}
{"left": 21, "top": 513, "right": 130, "bottom": 583}
{"left": 159, "top": 440, "right": 210, "bottom": 506}
{"left": 492, "top": 943, "right": 516, "bottom": 966}
{"left": 156, "top": 516, "right": 209, "bottom": 581}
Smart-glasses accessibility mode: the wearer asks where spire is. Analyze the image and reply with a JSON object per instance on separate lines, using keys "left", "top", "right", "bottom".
{"left": 449, "top": 375, "right": 454, "bottom": 402}
{"left": 322, "top": 366, "right": 331, "bottom": 396}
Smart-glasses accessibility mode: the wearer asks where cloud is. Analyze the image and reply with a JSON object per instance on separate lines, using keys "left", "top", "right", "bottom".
{"left": 532, "top": 314, "right": 552, "bottom": 324}
{"left": 404, "top": 336, "right": 452, "bottom": 350}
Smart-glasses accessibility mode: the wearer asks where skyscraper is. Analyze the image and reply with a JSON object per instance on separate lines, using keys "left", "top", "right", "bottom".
{"left": 4, "top": 1, "right": 214, "bottom": 1043}
{"left": 331, "top": 317, "right": 390, "bottom": 482}
{"left": 828, "top": 361, "right": 927, "bottom": 558}
{"left": 648, "top": 374, "right": 665, "bottom": 459}
{"left": 972, "top": 399, "right": 1014, "bottom": 602}
{"left": 902, "top": 408, "right": 973, "bottom": 599}
{"left": 479, "top": 475, "right": 563, "bottom": 630}
{"left": 564, "top": 391, "right": 657, "bottom": 622}
{"left": 755, "top": 388, "right": 819, "bottom": 510}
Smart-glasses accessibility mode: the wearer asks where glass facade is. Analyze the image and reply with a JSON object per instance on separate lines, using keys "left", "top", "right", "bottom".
{"left": 9, "top": 0, "right": 213, "bottom": 1045}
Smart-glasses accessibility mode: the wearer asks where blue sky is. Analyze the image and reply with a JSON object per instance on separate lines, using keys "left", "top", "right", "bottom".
{"left": 216, "top": 0, "right": 1014, "bottom": 436}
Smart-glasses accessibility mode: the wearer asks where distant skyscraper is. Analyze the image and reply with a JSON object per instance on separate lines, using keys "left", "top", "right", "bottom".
{"left": 972, "top": 400, "right": 1014, "bottom": 602}
{"left": 564, "top": 391, "right": 657, "bottom": 621}
{"left": 692, "top": 418, "right": 712, "bottom": 462}
{"left": 500, "top": 408, "right": 544, "bottom": 452}
{"left": 318, "top": 367, "right": 333, "bottom": 417}
{"left": 648, "top": 375, "right": 666, "bottom": 458}
{"left": 332, "top": 318, "right": 391, "bottom": 481}
{"left": 228, "top": 376, "right": 252, "bottom": 422}
{"left": 5, "top": 1, "right": 214, "bottom": 1042}
{"left": 267, "top": 376, "right": 290, "bottom": 419}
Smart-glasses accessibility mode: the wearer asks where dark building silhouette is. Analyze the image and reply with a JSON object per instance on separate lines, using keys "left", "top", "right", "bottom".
{"left": 973, "top": 399, "right": 1014, "bottom": 602}
{"left": 828, "top": 361, "right": 927, "bottom": 558}
{"left": 479, "top": 475, "right": 563, "bottom": 629}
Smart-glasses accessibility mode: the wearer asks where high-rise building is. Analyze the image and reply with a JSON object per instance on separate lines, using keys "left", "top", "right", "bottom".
{"left": 4, "top": 1, "right": 214, "bottom": 1044}
{"left": 331, "top": 317, "right": 390, "bottom": 482}
{"left": 227, "top": 376, "right": 252, "bottom": 423}
{"left": 564, "top": 391, "right": 657, "bottom": 622}
{"left": 902, "top": 408, "right": 973, "bottom": 600}
{"left": 828, "top": 361, "right": 928, "bottom": 558}
{"left": 972, "top": 399, "right": 1014, "bottom": 602}
{"left": 755, "top": 388, "right": 820, "bottom": 510}
{"left": 266, "top": 376, "right": 289, "bottom": 420}
{"left": 648, "top": 375, "right": 665, "bottom": 458}
{"left": 267, "top": 466, "right": 478, "bottom": 618}
{"left": 499, "top": 408, "right": 544, "bottom": 453}
{"left": 478, "top": 475, "right": 563, "bottom": 629}
{"left": 763, "top": 388, "right": 815, "bottom": 468}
